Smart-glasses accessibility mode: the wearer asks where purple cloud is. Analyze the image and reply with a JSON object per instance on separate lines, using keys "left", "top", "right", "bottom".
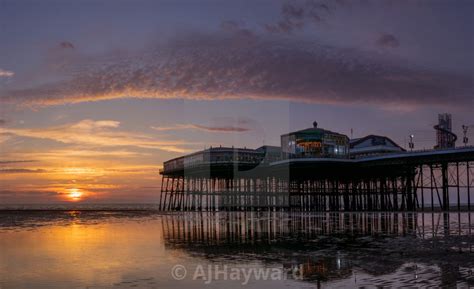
{"left": 59, "top": 41, "right": 75, "bottom": 49}
{"left": 152, "top": 123, "right": 251, "bottom": 133}
{"left": 376, "top": 34, "right": 400, "bottom": 48}
{"left": 0, "top": 30, "right": 472, "bottom": 109}
{"left": 192, "top": 124, "right": 250, "bottom": 132}
{"left": 265, "top": 0, "right": 334, "bottom": 33}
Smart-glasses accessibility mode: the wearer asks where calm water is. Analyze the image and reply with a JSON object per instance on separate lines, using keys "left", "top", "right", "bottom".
{"left": 0, "top": 210, "right": 473, "bottom": 288}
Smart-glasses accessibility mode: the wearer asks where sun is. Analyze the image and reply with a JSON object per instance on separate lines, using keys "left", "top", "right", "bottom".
{"left": 68, "top": 188, "right": 83, "bottom": 201}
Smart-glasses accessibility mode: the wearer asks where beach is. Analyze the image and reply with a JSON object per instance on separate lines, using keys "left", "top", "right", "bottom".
{"left": 1, "top": 209, "right": 472, "bottom": 288}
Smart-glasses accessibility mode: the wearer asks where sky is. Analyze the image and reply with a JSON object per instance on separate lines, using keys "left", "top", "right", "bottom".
{"left": 0, "top": 0, "right": 473, "bottom": 204}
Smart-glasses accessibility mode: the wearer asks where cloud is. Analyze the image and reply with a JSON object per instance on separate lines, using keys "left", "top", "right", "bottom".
{"left": 376, "top": 33, "right": 400, "bottom": 48}
{"left": 151, "top": 123, "right": 251, "bottom": 133}
{"left": 106, "top": 167, "right": 159, "bottom": 173}
{"left": 0, "top": 119, "right": 195, "bottom": 153}
{"left": 0, "top": 168, "right": 47, "bottom": 174}
{"left": 219, "top": 20, "right": 258, "bottom": 46}
{"left": 0, "top": 133, "right": 14, "bottom": 144}
{"left": 0, "top": 189, "right": 63, "bottom": 204}
{"left": 1, "top": 150, "right": 148, "bottom": 166}
{"left": 0, "top": 29, "right": 472, "bottom": 109}
{"left": 264, "top": 0, "right": 333, "bottom": 33}
{"left": 59, "top": 41, "right": 75, "bottom": 49}
{"left": 192, "top": 124, "right": 250, "bottom": 132}
{"left": 0, "top": 160, "right": 36, "bottom": 165}
{"left": 35, "top": 149, "right": 147, "bottom": 159}
{"left": 0, "top": 190, "right": 57, "bottom": 196}
{"left": 70, "top": 119, "right": 120, "bottom": 129}
{"left": 0, "top": 69, "right": 14, "bottom": 78}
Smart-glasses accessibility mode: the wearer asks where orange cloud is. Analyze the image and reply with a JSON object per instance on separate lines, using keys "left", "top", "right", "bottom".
{"left": 0, "top": 119, "right": 195, "bottom": 153}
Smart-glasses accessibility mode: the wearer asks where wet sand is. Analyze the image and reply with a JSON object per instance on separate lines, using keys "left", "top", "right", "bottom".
{"left": 0, "top": 211, "right": 473, "bottom": 288}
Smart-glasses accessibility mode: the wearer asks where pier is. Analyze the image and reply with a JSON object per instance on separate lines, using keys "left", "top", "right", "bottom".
{"left": 159, "top": 147, "right": 474, "bottom": 212}
{"left": 159, "top": 120, "right": 474, "bottom": 212}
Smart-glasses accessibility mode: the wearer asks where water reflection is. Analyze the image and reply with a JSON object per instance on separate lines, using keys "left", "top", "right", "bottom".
{"left": 162, "top": 212, "right": 474, "bottom": 287}
{"left": 0, "top": 211, "right": 473, "bottom": 288}
{"left": 162, "top": 212, "right": 472, "bottom": 245}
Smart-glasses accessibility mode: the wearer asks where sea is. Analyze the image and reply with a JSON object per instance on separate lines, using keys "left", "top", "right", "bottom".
{"left": 0, "top": 205, "right": 473, "bottom": 288}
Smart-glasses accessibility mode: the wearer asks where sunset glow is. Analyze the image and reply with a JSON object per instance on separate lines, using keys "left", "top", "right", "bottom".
{"left": 68, "top": 189, "right": 83, "bottom": 201}
{"left": 0, "top": 0, "right": 472, "bottom": 205}
{"left": 0, "top": 2, "right": 473, "bottom": 289}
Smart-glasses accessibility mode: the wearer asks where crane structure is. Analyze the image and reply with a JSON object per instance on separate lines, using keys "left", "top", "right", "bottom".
{"left": 434, "top": 114, "right": 457, "bottom": 149}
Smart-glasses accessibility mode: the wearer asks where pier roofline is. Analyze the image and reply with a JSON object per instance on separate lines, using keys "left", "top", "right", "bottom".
{"left": 272, "top": 146, "right": 474, "bottom": 165}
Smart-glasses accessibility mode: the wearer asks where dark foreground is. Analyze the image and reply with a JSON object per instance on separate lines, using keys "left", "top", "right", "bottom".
{"left": 0, "top": 210, "right": 473, "bottom": 288}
